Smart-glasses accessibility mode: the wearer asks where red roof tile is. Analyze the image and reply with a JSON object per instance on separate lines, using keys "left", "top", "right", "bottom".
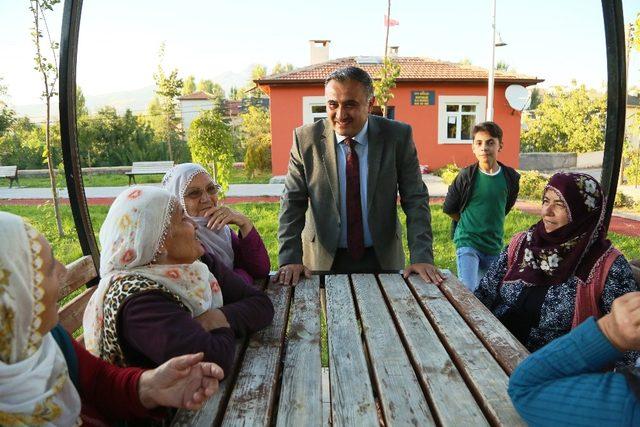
{"left": 257, "top": 56, "right": 543, "bottom": 86}
{"left": 177, "top": 91, "right": 217, "bottom": 101}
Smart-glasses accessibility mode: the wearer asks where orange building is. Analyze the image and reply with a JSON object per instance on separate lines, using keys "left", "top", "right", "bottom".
{"left": 256, "top": 56, "right": 543, "bottom": 175}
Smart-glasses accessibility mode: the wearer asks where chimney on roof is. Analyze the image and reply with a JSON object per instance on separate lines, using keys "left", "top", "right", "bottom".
{"left": 309, "top": 40, "right": 330, "bottom": 65}
{"left": 387, "top": 46, "right": 399, "bottom": 58}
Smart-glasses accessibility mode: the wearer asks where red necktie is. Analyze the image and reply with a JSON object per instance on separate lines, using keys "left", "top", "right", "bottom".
{"left": 345, "top": 137, "right": 365, "bottom": 261}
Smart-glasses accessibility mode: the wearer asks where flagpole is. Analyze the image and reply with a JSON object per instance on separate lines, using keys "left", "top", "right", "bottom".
{"left": 384, "top": 0, "right": 391, "bottom": 59}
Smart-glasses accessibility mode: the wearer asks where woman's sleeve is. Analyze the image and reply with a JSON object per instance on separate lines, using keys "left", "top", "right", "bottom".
{"left": 473, "top": 249, "right": 508, "bottom": 310}
{"left": 72, "top": 339, "right": 155, "bottom": 421}
{"left": 217, "top": 259, "right": 275, "bottom": 337}
{"left": 119, "top": 292, "right": 237, "bottom": 373}
{"left": 231, "top": 227, "right": 271, "bottom": 279}
{"left": 508, "top": 317, "right": 639, "bottom": 426}
{"left": 600, "top": 255, "right": 640, "bottom": 366}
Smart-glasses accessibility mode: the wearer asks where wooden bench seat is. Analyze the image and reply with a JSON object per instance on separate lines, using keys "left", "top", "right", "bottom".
{"left": 125, "top": 161, "right": 174, "bottom": 185}
{"left": 0, "top": 165, "right": 19, "bottom": 188}
{"left": 58, "top": 255, "right": 98, "bottom": 345}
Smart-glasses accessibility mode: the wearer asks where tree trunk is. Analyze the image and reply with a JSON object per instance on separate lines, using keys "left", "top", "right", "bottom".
{"left": 166, "top": 114, "right": 174, "bottom": 161}
{"left": 45, "top": 97, "right": 64, "bottom": 237}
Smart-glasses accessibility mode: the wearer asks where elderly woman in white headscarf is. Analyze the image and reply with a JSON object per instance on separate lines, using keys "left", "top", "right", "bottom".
{"left": 0, "top": 212, "right": 224, "bottom": 426}
{"left": 83, "top": 186, "right": 273, "bottom": 374}
{"left": 162, "top": 163, "right": 270, "bottom": 285}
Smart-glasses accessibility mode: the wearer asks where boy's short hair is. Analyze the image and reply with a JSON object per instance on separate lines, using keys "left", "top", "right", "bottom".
{"left": 472, "top": 121, "right": 503, "bottom": 143}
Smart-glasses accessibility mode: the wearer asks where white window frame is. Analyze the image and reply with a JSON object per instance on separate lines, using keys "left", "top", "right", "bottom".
{"left": 302, "top": 96, "right": 327, "bottom": 124}
{"left": 437, "top": 96, "right": 486, "bottom": 144}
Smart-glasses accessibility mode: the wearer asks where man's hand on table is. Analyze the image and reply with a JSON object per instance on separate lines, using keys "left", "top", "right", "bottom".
{"left": 272, "top": 264, "right": 311, "bottom": 286}
{"left": 403, "top": 263, "right": 444, "bottom": 284}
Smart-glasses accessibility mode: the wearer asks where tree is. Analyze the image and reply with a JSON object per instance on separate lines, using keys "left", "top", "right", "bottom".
{"left": 272, "top": 62, "right": 294, "bottom": 74}
{"left": 29, "top": 0, "right": 64, "bottom": 236}
{"left": 373, "top": 0, "right": 401, "bottom": 118}
{"left": 521, "top": 85, "right": 607, "bottom": 153}
{"left": 529, "top": 87, "right": 542, "bottom": 110}
{"left": 0, "top": 117, "right": 47, "bottom": 169}
{"left": 496, "top": 61, "right": 510, "bottom": 71}
{"left": 197, "top": 80, "right": 224, "bottom": 99}
{"left": 245, "top": 65, "right": 267, "bottom": 98}
{"left": 76, "top": 86, "right": 89, "bottom": 117}
{"left": 182, "top": 75, "right": 196, "bottom": 95}
{"left": 0, "top": 78, "right": 15, "bottom": 136}
{"left": 153, "top": 43, "right": 183, "bottom": 160}
{"left": 187, "top": 110, "right": 234, "bottom": 192}
{"left": 240, "top": 106, "right": 271, "bottom": 177}
{"left": 229, "top": 86, "right": 242, "bottom": 101}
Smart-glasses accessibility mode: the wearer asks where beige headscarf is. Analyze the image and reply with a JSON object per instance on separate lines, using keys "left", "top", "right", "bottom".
{"left": 0, "top": 212, "right": 81, "bottom": 426}
{"left": 162, "top": 163, "right": 235, "bottom": 270}
{"left": 83, "top": 185, "right": 223, "bottom": 356}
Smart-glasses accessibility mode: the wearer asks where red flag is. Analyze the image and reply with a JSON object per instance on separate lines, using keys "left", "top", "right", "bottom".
{"left": 384, "top": 15, "right": 399, "bottom": 27}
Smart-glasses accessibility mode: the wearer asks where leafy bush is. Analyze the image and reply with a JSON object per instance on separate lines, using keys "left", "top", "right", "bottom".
{"left": 436, "top": 164, "right": 460, "bottom": 185}
{"left": 518, "top": 170, "right": 548, "bottom": 200}
{"left": 614, "top": 192, "right": 636, "bottom": 209}
{"left": 240, "top": 107, "right": 272, "bottom": 178}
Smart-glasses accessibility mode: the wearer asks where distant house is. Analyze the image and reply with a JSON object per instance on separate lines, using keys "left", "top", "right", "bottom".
{"left": 178, "top": 92, "right": 269, "bottom": 135}
{"left": 177, "top": 91, "right": 219, "bottom": 137}
{"left": 256, "top": 54, "right": 543, "bottom": 175}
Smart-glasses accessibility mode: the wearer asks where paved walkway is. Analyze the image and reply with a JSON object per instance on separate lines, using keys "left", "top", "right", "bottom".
{"left": 1, "top": 176, "right": 638, "bottom": 237}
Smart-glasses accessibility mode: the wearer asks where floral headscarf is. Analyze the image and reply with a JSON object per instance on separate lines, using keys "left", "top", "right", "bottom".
{"left": 0, "top": 212, "right": 81, "bottom": 426}
{"left": 162, "top": 163, "right": 235, "bottom": 270}
{"left": 503, "top": 172, "right": 611, "bottom": 287}
{"left": 83, "top": 186, "right": 223, "bottom": 356}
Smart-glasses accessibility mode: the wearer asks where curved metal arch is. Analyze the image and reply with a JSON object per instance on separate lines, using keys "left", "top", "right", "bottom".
{"left": 59, "top": 0, "right": 100, "bottom": 273}
{"left": 58, "top": 0, "right": 626, "bottom": 268}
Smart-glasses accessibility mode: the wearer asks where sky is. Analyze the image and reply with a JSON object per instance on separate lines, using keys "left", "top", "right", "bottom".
{"left": 1, "top": 0, "right": 640, "bottom": 113}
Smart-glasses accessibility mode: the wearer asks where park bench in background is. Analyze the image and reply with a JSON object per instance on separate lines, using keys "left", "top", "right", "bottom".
{"left": 58, "top": 255, "right": 98, "bottom": 345}
{"left": 0, "top": 165, "right": 19, "bottom": 188}
{"left": 125, "top": 161, "right": 174, "bottom": 185}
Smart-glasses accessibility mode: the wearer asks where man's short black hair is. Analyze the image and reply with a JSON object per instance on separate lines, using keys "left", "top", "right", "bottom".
{"left": 472, "top": 121, "right": 503, "bottom": 143}
{"left": 324, "top": 66, "right": 374, "bottom": 100}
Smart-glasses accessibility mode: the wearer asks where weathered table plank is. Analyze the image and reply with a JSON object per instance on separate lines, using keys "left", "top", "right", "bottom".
{"left": 352, "top": 274, "right": 435, "bottom": 426}
{"left": 407, "top": 275, "right": 525, "bottom": 426}
{"left": 221, "top": 283, "right": 292, "bottom": 427}
{"left": 325, "top": 275, "right": 378, "bottom": 426}
{"left": 276, "top": 276, "right": 323, "bottom": 427}
{"left": 378, "top": 274, "right": 489, "bottom": 426}
{"left": 438, "top": 270, "right": 529, "bottom": 375}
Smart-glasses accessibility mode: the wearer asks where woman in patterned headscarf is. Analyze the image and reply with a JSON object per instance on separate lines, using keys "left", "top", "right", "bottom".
{"left": 474, "top": 172, "right": 638, "bottom": 356}
{"left": 83, "top": 186, "right": 273, "bottom": 373}
{"left": 0, "top": 212, "right": 224, "bottom": 425}
{"left": 162, "top": 163, "right": 270, "bottom": 285}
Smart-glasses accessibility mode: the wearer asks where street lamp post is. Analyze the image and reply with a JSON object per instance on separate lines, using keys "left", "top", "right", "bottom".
{"left": 487, "top": 0, "right": 506, "bottom": 121}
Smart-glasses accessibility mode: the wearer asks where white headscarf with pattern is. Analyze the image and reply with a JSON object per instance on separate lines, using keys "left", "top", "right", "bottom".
{"left": 83, "top": 185, "right": 223, "bottom": 356}
{"left": 0, "top": 212, "right": 81, "bottom": 426}
{"left": 162, "top": 163, "right": 235, "bottom": 270}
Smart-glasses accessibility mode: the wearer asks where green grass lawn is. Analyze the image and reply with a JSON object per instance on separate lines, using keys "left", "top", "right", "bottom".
{"left": 2, "top": 202, "right": 638, "bottom": 272}
{"left": 7, "top": 168, "right": 272, "bottom": 188}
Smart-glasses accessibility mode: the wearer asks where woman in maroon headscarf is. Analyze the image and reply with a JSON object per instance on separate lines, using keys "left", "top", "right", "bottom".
{"left": 474, "top": 172, "right": 638, "bottom": 357}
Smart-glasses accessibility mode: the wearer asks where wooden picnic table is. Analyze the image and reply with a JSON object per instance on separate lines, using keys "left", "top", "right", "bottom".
{"left": 172, "top": 271, "right": 529, "bottom": 426}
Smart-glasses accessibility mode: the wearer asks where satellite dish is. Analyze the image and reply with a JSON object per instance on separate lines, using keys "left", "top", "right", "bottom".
{"left": 505, "top": 85, "right": 530, "bottom": 111}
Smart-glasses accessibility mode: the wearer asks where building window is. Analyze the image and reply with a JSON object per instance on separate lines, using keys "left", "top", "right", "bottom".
{"left": 302, "top": 96, "right": 327, "bottom": 124}
{"left": 438, "top": 96, "right": 486, "bottom": 144}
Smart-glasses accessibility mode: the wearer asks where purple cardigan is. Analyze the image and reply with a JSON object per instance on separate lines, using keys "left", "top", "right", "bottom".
{"left": 115, "top": 256, "right": 274, "bottom": 373}
{"left": 231, "top": 227, "right": 270, "bottom": 284}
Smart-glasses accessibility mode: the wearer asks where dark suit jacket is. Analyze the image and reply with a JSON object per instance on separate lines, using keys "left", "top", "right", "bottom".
{"left": 277, "top": 115, "right": 434, "bottom": 271}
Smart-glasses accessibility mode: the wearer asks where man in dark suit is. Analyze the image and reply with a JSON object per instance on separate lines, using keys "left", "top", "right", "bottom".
{"left": 274, "top": 66, "right": 442, "bottom": 285}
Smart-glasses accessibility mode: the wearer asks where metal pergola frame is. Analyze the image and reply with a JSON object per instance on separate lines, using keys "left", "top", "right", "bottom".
{"left": 59, "top": 0, "right": 628, "bottom": 275}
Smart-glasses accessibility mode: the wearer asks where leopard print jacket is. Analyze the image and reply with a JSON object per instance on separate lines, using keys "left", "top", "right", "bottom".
{"left": 99, "top": 274, "right": 186, "bottom": 367}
